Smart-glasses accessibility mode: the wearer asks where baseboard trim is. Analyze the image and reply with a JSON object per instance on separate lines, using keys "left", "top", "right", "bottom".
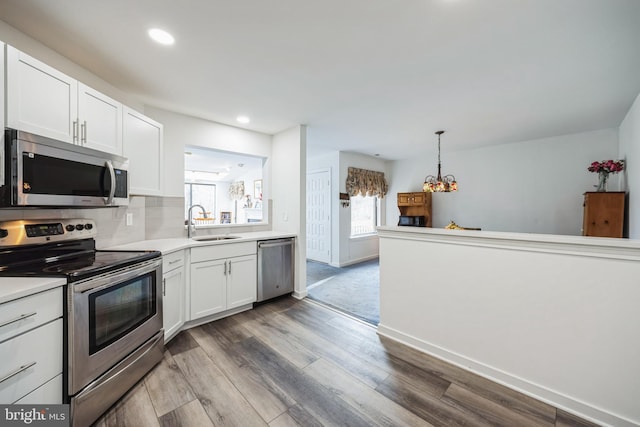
{"left": 377, "top": 323, "right": 637, "bottom": 427}
{"left": 330, "top": 255, "right": 379, "bottom": 268}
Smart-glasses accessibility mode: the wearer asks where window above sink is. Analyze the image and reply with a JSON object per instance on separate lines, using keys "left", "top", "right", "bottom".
{"left": 184, "top": 146, "right": 267, "bottom": 227}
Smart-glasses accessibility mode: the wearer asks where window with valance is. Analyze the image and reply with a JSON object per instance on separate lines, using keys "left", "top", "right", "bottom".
{"left": 345, "top": 167, "right": 388, "bottom": 198}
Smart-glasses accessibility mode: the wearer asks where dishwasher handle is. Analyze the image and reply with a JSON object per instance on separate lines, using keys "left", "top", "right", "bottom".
{"left": 258, "top": 239, "right": 294, "bottom": 249}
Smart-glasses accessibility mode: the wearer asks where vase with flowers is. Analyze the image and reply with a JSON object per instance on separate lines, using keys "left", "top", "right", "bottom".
{"left": 587, "top": 160, "right": 625, "bottom": 192}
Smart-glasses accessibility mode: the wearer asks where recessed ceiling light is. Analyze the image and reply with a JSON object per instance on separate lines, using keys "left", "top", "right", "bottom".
{"left": 148, "top": 28, "right": 175, "bottom": 46}
{"left": 236, "top": 115, "right": 250, "bottom": 124}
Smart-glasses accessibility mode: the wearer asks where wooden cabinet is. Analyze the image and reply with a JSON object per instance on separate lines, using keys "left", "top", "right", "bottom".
{"left": 397, "top": 192, "right": 432, "bottom": 227}
{"left": 582, "top": 192, "right": 625, "bottom": 238}
{"left": 0, "top": 287, "right": 63, "bottom": 404}
{"left": 162, "top": 250, "right": 185, "bottom": 343}
{"left": 123, "top": 106, "right": 164, "bottom": 196}
{"left": 6, "top": 46, "right": 123, "bottom": 154}
{"left": 189, "top": 242, "right": 257, "bottom": 320}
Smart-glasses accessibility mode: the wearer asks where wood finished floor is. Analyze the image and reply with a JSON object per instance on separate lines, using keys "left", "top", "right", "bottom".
{"left": 94, "top": 298, "right": 600, "bottom": 427}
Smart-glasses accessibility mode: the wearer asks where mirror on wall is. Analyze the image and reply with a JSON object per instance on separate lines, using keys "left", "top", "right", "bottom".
{"left": 184, "top": 146, "right": 266, "bottom": 226}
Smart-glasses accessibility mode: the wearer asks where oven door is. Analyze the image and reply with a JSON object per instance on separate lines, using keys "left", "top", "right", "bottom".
{"left": 68, "top": 258, "right": 162, "bottom": 395}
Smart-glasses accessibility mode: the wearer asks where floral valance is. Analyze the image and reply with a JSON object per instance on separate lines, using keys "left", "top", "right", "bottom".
{"left": 345, "top": 167, "right": 388, "bottom": 198}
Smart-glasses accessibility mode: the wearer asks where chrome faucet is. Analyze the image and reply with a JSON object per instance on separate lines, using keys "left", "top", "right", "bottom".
{"left": 187, "top": 204, "right": 207, "bottom": 238}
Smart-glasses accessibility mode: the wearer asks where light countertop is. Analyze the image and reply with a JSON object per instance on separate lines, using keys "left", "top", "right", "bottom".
{"left": 104, "top": 231, "right": 297, "bottom": 254}
{"left": 0, "top": 231, "right": 297, "bottom": 303}
{"left": 0, "top": 277, "right": 66, "bottom": 305}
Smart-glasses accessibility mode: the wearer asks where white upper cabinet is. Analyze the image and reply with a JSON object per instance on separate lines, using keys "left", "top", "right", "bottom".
{"left": 6, "top": 46, "right": 78, "bottom": 144}
{"left": 123, "top": 106, "right": 163, "bottom": 196}
{"left": 77, "top": 83, "right": 123, "bottom": 154}
{"left": 5, "top": 46, "right": 123, "bottom": 155}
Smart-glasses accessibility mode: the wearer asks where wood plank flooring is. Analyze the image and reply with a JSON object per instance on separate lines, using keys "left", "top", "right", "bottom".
{"left": 94, "top": 298, "right": 601, "bottom": 427}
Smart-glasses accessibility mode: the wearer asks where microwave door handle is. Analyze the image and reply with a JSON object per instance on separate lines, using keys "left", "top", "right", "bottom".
{"left": 105, "top": 160, "right": 116, "bottom": 205}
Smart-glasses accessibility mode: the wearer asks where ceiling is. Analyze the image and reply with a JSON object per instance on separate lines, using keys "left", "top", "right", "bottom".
{"left": 1, "top": 0, "right": 639, "bottom": 160}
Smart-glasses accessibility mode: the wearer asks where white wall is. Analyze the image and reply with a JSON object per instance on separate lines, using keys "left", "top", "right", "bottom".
{"left": 378, "top": 227, "right": 640, "bottom": 427}
{"left": 272, "top": 126, "right": 307, "bottom": 297}
{"left": 307, "top": 151, "right": 389, "bottom": 266}
{"left": 144, "top": 107, "right": 272, "bottom": 198}
{"left": 619, "top": 91, "right": 640, "bottom": 238}
{"left": 387, "top": 128, "right": 619, "bottom": 235}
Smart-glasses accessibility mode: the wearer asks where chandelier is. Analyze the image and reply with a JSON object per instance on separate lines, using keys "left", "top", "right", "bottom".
{"left": 423, "top": 130, "right": 458, "bottom": 192}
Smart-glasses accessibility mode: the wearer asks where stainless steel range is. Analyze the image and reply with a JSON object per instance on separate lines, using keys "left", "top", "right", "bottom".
{"left": 0, "top": 219, "right": 163, "bottom": 427}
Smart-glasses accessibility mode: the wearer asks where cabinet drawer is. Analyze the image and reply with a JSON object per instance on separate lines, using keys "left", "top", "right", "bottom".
{"left": 191, "top": 241, "right": 256, "bottom": 263}
{"left": 0, "top": 319, "right": 63, "bottom": 403}
{"left": 163, "top": 250, "right": 185, "bottom": 272}
{"left": 0, "top": 288, "right": 63, "bottom": 343}
{"left": 14, "top": 374, "right": 62, "bottom": 404}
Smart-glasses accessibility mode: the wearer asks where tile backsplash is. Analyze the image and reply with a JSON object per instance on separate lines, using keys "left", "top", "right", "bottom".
{"left": 0, "top": 196, "right": 146, "bottom": 249}
{"left": 0, "top": 195, "right": 273, "bottom": 248}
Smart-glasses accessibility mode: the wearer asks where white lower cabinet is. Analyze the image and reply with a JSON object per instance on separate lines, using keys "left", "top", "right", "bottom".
{"left": 0, "top": 319, "right": 63, "bottom": 403}
{"left": 190, "top": 242, "right": 257, "bottom": 320}
{"left": 14, "top": 375, "right": 63, "bottom": 404}
{"left": 0, "top": 287, "right": 63, "bottom": 404}
{"left": 162, "top": 251, "right": 185, "bottom": 343}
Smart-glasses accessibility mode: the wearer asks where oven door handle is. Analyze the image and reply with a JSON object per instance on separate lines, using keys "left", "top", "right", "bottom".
{"left": 105, "top": 160, "right": 116, "bottom": 206}
{"left": 73, "top": 259, "right": 161, "bottom": 294}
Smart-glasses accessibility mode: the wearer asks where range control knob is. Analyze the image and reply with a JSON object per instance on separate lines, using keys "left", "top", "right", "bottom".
{"left": 75, "top": 224, "right": 85, "bottom": 231}
{"left": 0, "top": 229, "right": 8, "bottom": 238}
{"left": 65, "top": 224, "right": 75, "bottom": 232}
{"left": 85, "top": 223, "right": 93, "bottom": 230}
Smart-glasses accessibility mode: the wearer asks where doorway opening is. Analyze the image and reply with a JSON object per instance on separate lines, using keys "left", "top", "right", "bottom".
{"left": 306, "top": 258, "right": 380, "bottom": 325}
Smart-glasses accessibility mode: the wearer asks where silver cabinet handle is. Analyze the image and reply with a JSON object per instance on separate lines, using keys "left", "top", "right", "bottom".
{"left": 168, "top": 259, "right": 180, "bottom": 265}
{"left": 228, "top": 260, "right": 231, "bottom": 275}
{"left": 73, "top": 120, "right": 79, "bottom": 143}
{"left": 162, "top": 278, "right": 166, "bottom": 297}
{"left": 224, "top": 260, "right": 227, "bottom": 276}
{"left": 81, "top": 120, "right": 87, "bottom": 144}
{"left": 0, "top": 312, "right": 37, "bottom": 329}
{"left": 0, "top": 362, "right": 36, "bottom": 384}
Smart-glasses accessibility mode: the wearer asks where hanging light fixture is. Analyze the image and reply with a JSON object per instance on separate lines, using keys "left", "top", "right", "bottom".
{"left": 423, "top": 130, "right": 458, "bottom": 192}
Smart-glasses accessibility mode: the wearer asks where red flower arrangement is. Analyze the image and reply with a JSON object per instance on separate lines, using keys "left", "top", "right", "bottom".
{"left": 587, "top": 160, "right": 624, "bottom": 174}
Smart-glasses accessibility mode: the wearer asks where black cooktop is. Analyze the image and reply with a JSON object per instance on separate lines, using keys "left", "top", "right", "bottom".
{"left": 0, "top": 238, "right": 160, "bottom": 282}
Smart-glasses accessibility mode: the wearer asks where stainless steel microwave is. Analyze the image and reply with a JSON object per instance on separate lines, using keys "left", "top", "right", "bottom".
{"left": 1, "top": 128, "right": 129, "bottom": 207}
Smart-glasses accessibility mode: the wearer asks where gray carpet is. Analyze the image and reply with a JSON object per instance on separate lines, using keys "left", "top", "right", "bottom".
{"left": 306, "top": 259, "right": 380, "bottom": 325}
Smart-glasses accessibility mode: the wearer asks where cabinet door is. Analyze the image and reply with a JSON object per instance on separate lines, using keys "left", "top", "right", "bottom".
{"left": 0, "top": 319, "right": 62, "bottom": 404}
{"left": 410, "top": 192, "right": 427, "bottom": 205}
{"left": 227, "top": 255, "right": 257, "bottom": 309}
{"left": 78, "top": 83, "right": 123, "bottom": 155}
{"left": 14, "top": 375, "right": 62, "bottom": 404}
{"left": 6, "top": 46, "right": 77, "bottom": 143}
{"left": 163, "top": 266, "right": 185, "bottom": 342}
{"left": 397, "top": 193, "right": 411, "bottom": 206}
{"left": 123, "top": 106, "right": 163, "bottom": 196}
{"left": 190, "top": 259, "right": 226, "bottom": 319}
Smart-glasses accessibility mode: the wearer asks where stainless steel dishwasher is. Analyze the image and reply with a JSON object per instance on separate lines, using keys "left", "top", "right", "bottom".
{"left": 257, "top": 238, "right": 294, "bottom": 302}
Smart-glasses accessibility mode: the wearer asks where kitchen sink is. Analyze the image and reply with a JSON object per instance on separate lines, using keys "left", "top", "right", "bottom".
{"left": 191, "top": 235, "right": 241, "bottom": 242}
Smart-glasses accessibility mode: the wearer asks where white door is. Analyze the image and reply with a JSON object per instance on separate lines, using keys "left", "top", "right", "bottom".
{"left": 227, "top": 255, "right": 257, "bottom": 309}
{"left": 190, "top": 259, "right": 226, "bottom": 319}
{"left": 6, "top": 46, "right": 77, "bottom": 143}
{"left": 123, "top": 106, "right": 163, "bottom": 195}
{"left": 78, "top": 83, "right": 123, "bottom": 155}
{"left": 163, "top": 266, "right": 185, "bottom": 342}
{"left": 306, "top": 169, "right": 331, "bottom": 263}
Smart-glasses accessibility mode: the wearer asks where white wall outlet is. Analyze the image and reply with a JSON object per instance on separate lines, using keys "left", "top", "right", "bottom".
{"left": 126, "top": 212, "right": 133, "bottom": 226}
{"left": 282, "top": 212, "right": 288, "bottom": 221}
